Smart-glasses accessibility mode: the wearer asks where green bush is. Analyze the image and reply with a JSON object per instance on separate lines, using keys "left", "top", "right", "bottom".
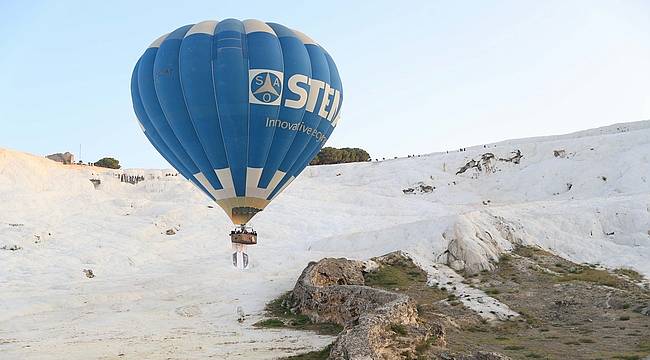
{"left": 390, "top": 323, "right": 407, "bottom": 336}
{"left": 310, "top": 147, "right": 370, "bottom": 165}
{"left": 254, "top": 318, "right": 284, "bottom": 328}
{"left": 94, "top": 157, "right": 121, "bottom": 169}
{"left": 257, "top": 292, "right": 342, "bottom": 335}
{"left": 485, "top": 288, "right": 501, "bottom": 295}
{"left": 614, "top": 268, "right": 644, "bottom": 282}
{"left": 283, "top": 344, "right": 332, "bottom": 360}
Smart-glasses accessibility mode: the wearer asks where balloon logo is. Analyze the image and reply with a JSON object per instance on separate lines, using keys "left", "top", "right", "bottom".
{"left": 251, "top": 71, "right": 282, "bottom": 104}
{"left": 130, "top": 19, "right": 343, "bottom": 229}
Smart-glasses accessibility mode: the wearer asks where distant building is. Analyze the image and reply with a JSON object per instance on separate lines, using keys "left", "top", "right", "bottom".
{"left": 46, "top": 152, "right": 75, "bottom": 164}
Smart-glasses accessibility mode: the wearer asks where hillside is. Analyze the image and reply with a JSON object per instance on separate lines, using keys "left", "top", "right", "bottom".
{"left": 0, "top": 121, "right": 649, "bottom": 359}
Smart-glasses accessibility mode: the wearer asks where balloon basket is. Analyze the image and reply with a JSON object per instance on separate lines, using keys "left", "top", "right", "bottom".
{"left": 231, "top": 225, "right": 257, "bottom": 269}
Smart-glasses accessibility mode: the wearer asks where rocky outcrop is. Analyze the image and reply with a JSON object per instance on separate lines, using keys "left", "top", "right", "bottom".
{"left": 291, "top": 256, "right": 442, "bottom": 359}
{"left": 498, "top": 150, "right": 522, "bottom": 164}
{"left": 306, "top": 258, "right": 366, "bottom": 287}
{"left": 402, "top": 182, "right": 435, "bottom": 194}
{"left": 1, "top": 244, "right": 22, "bottom": 251}
{"left": 456, "top": 153, "right": 497, "bottom": 175}
{"left": 456, "top": 150, "right": 523, "bottom": 175}
{"left": 553, "top": 149, "right": 566, "bottom": 158}
{"left": 46, "top": 152, "right": 75, "bottom": 165}
{"left": 441, "top": 212, "right": 526, "bottom": 275}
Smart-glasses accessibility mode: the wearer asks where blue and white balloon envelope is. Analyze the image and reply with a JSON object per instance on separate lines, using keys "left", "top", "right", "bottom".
{"left": 131, "top": 19, "right": 343, "bottom": 224}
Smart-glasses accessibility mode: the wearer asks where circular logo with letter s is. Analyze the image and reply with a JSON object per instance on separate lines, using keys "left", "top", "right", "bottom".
{"left": 251, "top": 71, "right": 282, "bottom": 104}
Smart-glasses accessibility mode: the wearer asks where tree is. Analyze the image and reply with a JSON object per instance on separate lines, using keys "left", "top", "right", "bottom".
{"left": 310, "top": 147, "right": 370, "bottom": 165}
{"left": 94, "top": 157, "right": 121, "bottom": 169}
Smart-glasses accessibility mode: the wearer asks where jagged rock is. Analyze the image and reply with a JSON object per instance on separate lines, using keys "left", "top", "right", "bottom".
{"left": 292, "top": 258, "right": 402, "bottom": 327}
{"left": 291, "top": 256, "right": 441, "bottom": 359}
{"left": 456, "top": 153, "right": 497, "bottom": 175}
{"left": 1, "top": 244, "right": 22, "bottom": 251}
{"left": 498, "top": 150, "right": 523, "bottom": 164}
{"left": 442, "top": 219, "right": 498, "bottom": 274}
{"left": 457, "top": 150, "right": 523, "bottom": 175}
{"left": 165, "top": 228, "right": 176, "bottom": 235}
{"left": 83, "top": 269, "right": 95, "bottom": 278}
{"left": 46, "top": 152, "right": 75, "bottom": 164}
{"left": 362, "top": 260, "right": 380, "bottom": 273}
{"left": 553, "top": 149, "right": 566, "bottom": 158}
{"left": 308, "top": 258, "right": 365, "bottom": 287}
{"left": 402, "top": 182, "right": 435, "bottom": 195}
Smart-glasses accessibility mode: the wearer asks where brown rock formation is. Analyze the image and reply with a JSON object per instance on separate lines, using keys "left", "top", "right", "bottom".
{"left": 290, "top": 256, "right": 442, "bottom": 359}
{"left": 46, "top": 152, "right": 75, "bottom": 165}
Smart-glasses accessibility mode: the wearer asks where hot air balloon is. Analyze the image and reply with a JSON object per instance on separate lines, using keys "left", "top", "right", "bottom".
{"left": 130, "top": 19, "right": 343, "bottom": 268}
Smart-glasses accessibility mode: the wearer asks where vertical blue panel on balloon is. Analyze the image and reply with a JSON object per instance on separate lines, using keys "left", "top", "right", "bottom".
{"left": 137, "top": 47, "right": 201, "bottom": 176}
{"left": 290, "top": 50, "right": 343, "bottom": 178}
{"left": 132, "top": 59, "right": 190, "bottom": 179}
{"left": 316, "top": 50, "right": 344, "bottom": 155}
{"left": 275, "top": 42, "right": 329, "bottom": 176}
{"left": 245, "top": 28, "right": 283, "bottom": 170}
{"left": 154, "top": 25, "right": 224, "bottom": 190}
{"left": 214, "top": 19, "right": 249, "bottom": 197}
{"left": 258, "top": 23, "right": 311, "bottom": 188}
{"left": 286, "top": 44, "right": 332, "bottom": 177}
{"left": 180, "top": 27, "right": 229, "bottom": 171}
{"left": 268, "top": 43, "right": 331, "bottom": 199}
{"left": 131, "top": 59, "right": 215, "bottom": 200}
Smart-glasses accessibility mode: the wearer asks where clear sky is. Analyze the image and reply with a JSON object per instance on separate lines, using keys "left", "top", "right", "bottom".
{"left": 1, "top": 1, "right": 649, "bottom": 168}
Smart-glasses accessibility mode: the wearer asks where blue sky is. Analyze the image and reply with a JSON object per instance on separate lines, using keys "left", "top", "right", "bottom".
{"left": 1, "top": 1, "right": 649, "bottom": 168}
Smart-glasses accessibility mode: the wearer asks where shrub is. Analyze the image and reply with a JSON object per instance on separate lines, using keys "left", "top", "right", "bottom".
{"left": 614, "top": 268, "right": 644, "bottom": 282}
{"left": 485, "top": 288, "right": 501, "bottom": 295}
{"left": 290, "top": 314, "right": 311, "bottom": 326}
{"left": 254, "top": 318, "right": 284, "bottom": 328}
{"left": 310, "top": 147, "right": 370, "bottom": 165}
{"left": 284, "top": 344, "right": 333, "bottom": 360}
{"left": 258, "top": 292, "right": 342, "bottom": 335}
{"left": 390, "top": 323, "right": 407, "bottom": 336}
{"left": 556, "top": 268, "right": 622, "bottom": 288}
{"left": 94, "top": 157, "right": 121, "bottom": 169}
